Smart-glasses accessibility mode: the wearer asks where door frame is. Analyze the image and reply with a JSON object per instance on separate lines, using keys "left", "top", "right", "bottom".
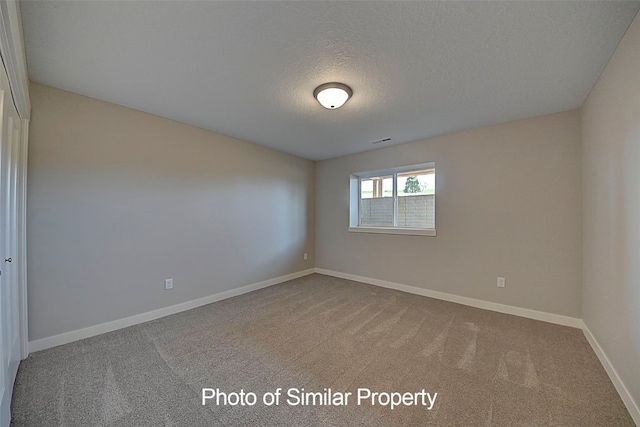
{"left": 17, "top": 120, "right": 28, "bottom": 358}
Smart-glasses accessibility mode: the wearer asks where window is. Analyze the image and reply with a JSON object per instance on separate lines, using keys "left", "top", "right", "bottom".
{"left": 349, "top": 163, "right": 435, "bottom": 236}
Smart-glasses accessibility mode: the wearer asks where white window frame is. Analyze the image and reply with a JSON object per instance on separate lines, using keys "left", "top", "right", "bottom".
{"left": 349, "top": 162, "right": 436, "bottom": 236}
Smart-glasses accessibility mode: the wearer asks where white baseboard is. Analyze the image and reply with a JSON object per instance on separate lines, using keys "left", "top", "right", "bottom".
{"left": 582, "top": 323, "right": 640, "bottom": 426}
{"left": 314, "top": 268, "right": 582, "bottom": 328}
{"left": 28, "top": 267, "right": 638, "bottom": 424}
{"left": 29, "top": 269, "right": 315, "bottom": 353}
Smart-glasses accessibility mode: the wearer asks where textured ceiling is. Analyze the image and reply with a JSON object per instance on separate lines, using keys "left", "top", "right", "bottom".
{"left": 21, "top": 1, "right": 640, "bottom": 160}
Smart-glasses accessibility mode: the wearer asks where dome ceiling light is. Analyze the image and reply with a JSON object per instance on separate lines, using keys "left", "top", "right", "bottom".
{"left": 313, "top": 82, "right": 353, "bottom": 109}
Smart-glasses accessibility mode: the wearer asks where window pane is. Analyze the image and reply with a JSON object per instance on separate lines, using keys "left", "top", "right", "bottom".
{"left": 360, "top": 175, "right": 393, "bottom": 226}
{"left": 397, "top": 169, "right": 435, "bottom": 229}
{"left": 382, "top": 177, "right": 393, "bottom": 197}
{"left": 360, "top": 179, "right": 373, "bottom": 199}
{"left": 398, "top": 170, "right": 435, "bottom": 196}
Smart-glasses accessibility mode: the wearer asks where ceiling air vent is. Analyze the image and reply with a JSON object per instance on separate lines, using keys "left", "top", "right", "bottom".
{"left": 371, "top": 137, "right": 392, "bottom": 145}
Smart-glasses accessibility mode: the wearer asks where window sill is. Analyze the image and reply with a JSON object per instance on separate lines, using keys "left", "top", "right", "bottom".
{"left": 348, "top": 227, "right": 436, "bottom": 237}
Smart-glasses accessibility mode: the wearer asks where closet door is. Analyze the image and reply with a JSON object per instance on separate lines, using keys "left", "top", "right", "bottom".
{"left": 0, "top": 59, "right": 21, "bottom": 427}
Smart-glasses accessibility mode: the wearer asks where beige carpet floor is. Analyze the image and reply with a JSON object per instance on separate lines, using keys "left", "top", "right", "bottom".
{"left": 11, "top": 274, "right": 634, "bottom": 426}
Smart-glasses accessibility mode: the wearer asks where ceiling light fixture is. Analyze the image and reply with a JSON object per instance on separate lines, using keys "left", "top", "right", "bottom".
{"left": 313, "top": 82, "right": 353, "bottom": 109}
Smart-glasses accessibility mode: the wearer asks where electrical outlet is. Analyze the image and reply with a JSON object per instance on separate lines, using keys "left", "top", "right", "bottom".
{"left": 165, "top": 278, "right": 173, "bottom": 290}
{"left": 497, "top": 277, "right": 505, "bottom": 288}
{"left": 304, "top": 253, "right": 308, "bottom": 260}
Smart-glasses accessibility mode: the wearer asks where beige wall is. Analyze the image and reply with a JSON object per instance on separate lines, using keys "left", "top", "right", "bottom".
{"left": 316, "top": 110, "right": 583, "bottom": 318}
{"left": 27, "top": 83, "right": 315, "bottom": 341}
{"left": 581, "top": 12, "right": 640, "bottom": 413}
